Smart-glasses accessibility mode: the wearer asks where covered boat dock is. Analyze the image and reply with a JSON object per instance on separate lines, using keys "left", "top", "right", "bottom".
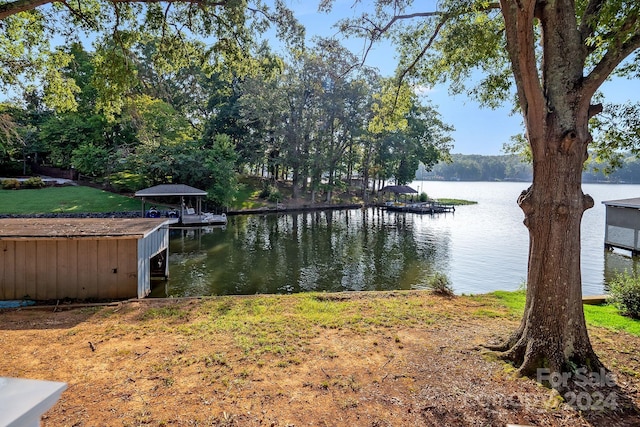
{"left": 135, "top": 184, "right": 227, "bottom": 226}
{"left": 380, "top": 185, "right": 454, "bottom": 214}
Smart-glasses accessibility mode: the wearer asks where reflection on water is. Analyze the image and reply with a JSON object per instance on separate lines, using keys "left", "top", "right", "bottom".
{"left": 151, "top": 182, "right": 640, "bottom": 297}
{"left": 151, "top": 208, "right": 452, "bottom": 297}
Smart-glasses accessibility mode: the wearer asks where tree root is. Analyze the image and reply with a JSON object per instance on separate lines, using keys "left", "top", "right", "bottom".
{"left": 483, "top": 327, "right": 606, "bottom": 393}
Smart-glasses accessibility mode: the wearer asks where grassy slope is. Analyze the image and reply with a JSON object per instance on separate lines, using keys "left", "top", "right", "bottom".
{"left": 0, "top": 186, "right": 142, "bottom": 214}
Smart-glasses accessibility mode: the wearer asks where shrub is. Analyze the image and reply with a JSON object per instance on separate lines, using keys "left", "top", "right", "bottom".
{"left": 426, "top": 272, "right": 455, "bottom": 297}
{"left": 258, "top": 186, "right": 270, "bottom": 198}
{"left": 608, "top": 272, "right": 640, "bottom": 319}
{"left": 267, "top": 188, "right": 282, "bottom": 203}
{"left": 22, "top": 176, "right": 45, "bottom": 189}
{"left": 1, "top": 178, "right": 21, "bottom": 190}
{"left": 419, "top": 192, "right": 429, "bottom": 202}
{"left": 259, "top": 183, "right": 281, "bottom": 202}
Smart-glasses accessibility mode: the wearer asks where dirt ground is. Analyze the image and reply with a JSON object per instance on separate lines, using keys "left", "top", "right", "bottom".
{"left": 1, "top": 292, "right": 639, "bottom": 427}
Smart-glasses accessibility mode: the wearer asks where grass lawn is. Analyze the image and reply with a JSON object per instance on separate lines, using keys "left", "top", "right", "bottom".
{"left": 489, "top": 289, "right": 640, "bottom": 336}
{"left": 0, "top": 186, "right": 143, "bottom": 214}
{"left": 1, "top": 290, "right": 638, "bottom": 426}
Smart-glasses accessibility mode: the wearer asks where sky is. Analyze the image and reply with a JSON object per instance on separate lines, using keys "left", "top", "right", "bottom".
{"left": 280, "top": 0, "right": 640, "bottom": 156}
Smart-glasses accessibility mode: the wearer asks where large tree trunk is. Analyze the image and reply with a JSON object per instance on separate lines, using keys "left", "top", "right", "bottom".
{"left": 492, "top": 113, "right": 603, "bottom": 390}
{"left": 492, "top": 0, "right": 607, "bottom": 388}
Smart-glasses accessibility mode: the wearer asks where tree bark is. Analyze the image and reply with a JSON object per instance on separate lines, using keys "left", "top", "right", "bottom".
{"left": 494, "top": 130, "right": 602, "bottom": 383}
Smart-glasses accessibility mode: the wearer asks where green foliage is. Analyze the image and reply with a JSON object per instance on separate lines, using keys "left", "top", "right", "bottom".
{"left": 259, "top": 184, "right": 280, "bottom": 201}
{"left": 435, "top": 198, "right": 477, "bottom": 205}
{"left": 39, "top": 113, "right": 109, "bottom": 168}
{"left": 419, "top": 192, "right": 429, "bottom": 202}
{"left": 608, "top": 272, "right": 640, "bottom": 319}
{"left": 22, "top": 176, "right": 45, "bottom": 189}
{"left": 71, "top": 143, "right": 111, "bottom": 177}
{"left": 0, "top": 1, "right": 303, "bottom": 115}
{"left": 267, "top": 188, "right": 282, "bottom": 203}
{"left": 425, "top": 272, "right": 454, "bottom": 297}
{"left": 368, "top": 79, "right": 411, "bottom": 134}
{"left": 108, "top": 171, "right": 148, "bottom": 193}
{"left": 205, "top": 134, "right": 239, "bottom": 208}
{"left": 1, "top": 178, "right": 20, "bottom": 189}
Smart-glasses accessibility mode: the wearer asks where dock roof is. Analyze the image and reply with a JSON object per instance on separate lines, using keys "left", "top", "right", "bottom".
{"left": 135, "top": 184, "right": 207, "bottom": 197}
{"left": 0, "top": 218, "right": 169, "bottom": 239}
{"left": 380, "top": 185, "right": 418, "bottom": 194}
{"left": 602, "top": 197, "right": 640, "bottom": 209}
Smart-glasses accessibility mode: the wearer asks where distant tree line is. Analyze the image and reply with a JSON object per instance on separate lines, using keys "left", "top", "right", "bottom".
{"left": 417, "top": 154, "right": 533, "bottom": 182}
{"left": 417, "top": 153, "right": 640, "bottom": 183}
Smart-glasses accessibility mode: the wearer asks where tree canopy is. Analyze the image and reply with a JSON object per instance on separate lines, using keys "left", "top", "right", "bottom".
{"left": 0, "top": 4, "right": 453, "bottom": 207}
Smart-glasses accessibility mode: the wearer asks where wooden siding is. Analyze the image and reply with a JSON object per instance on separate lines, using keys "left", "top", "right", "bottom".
{"left": 0, "top": 218, "right": 169, "bottom": 301}
{"left": 0, "top": 238, "right": 139, "bottom": 300}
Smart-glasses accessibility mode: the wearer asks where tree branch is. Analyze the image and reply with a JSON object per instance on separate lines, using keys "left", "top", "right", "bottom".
{"left": 59, "top": 0, "right": 99, "bottom": 29}
{"left": 396, "top": 16, "right": 448, "bottom": 86}
{"left": 578, "top": 0, "right": 606, "bottom": 43}
{"left": 583, "top": 31, "right": 640, "bottom": 100}
{"left": 0, "top": 0, "right": 54, "bottom": 20}
{"left": 500, "top": 0, "right": 545, "bottom": 141}
{"left": 372, "top": 11, "right": 442, "bottom": 39}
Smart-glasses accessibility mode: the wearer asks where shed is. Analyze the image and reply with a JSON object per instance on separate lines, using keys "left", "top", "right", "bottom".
{"left": 0, "top": 218, "right": 169, "bottom": 301}
{"left": 602, "top": 197, "right": 640, "bottom": 255}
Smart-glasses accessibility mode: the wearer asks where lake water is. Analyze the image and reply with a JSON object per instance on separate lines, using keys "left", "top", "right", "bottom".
{"left": 151, "top": 181, "right": 640, "bottom": 297}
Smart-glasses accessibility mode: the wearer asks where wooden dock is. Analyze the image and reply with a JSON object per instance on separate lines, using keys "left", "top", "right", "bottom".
{"left": 582, "top": 294, "right": 608, "bottom": 305}
{"left": 384, "top": 201, "right": 455, "bottom": 214}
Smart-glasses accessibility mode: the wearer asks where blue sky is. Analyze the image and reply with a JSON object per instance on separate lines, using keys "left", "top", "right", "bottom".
{"left": 282, "top": 0, "right": 640, "bottom": 155}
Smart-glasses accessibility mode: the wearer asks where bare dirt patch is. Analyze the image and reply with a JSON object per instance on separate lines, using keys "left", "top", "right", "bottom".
{"left": 1, "top": 292, "right": 639, "bottom": 426}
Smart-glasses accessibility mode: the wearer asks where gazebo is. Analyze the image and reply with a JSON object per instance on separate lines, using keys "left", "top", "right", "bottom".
{"left": 380, "top": 185, "right": 419, "bottom": 203}
{"left": 135, "top": 184, "right": 208, "bottom": 219}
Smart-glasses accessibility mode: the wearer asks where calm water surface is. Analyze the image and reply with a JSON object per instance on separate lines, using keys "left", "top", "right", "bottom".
{"left": 151, "top": 182, "right": 640, "bottom": 297}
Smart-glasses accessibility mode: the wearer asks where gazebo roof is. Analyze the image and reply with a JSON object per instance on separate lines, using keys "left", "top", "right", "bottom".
{"left": 380, "top": 185, "right": 418, "bottom": 194}
{"left": 135, "top": 184, "right": 208, "bottom": 198}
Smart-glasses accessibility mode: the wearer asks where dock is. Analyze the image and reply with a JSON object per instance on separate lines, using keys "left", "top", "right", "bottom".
{"left": 165, "top": 213, "right": 227, "bottom": 226}
{"left": 384, "top": 201, "right": 455, "bottom": 214}
{"left": 582, "top": 294, "right": 608, "bottom": 305}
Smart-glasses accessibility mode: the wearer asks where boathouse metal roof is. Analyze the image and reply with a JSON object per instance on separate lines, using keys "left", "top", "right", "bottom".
{"left": 602, "top": 197, "right": 640, "bottom": 209}
{"left": 134, "top": 184, "right": 208, "bottom": 198}
{"left": 0, "top": 218, "right": 168, "bottom": 239}
{"left": 380, "top": 185, "right": 418, "bottom": 194}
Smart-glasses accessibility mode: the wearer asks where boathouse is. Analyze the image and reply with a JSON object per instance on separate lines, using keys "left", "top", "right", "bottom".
{"left": 0, "top": 218, "right": 169, "bottom": 301}
{"left": 602, "top": 197, "right": 640, "bottom": 255}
